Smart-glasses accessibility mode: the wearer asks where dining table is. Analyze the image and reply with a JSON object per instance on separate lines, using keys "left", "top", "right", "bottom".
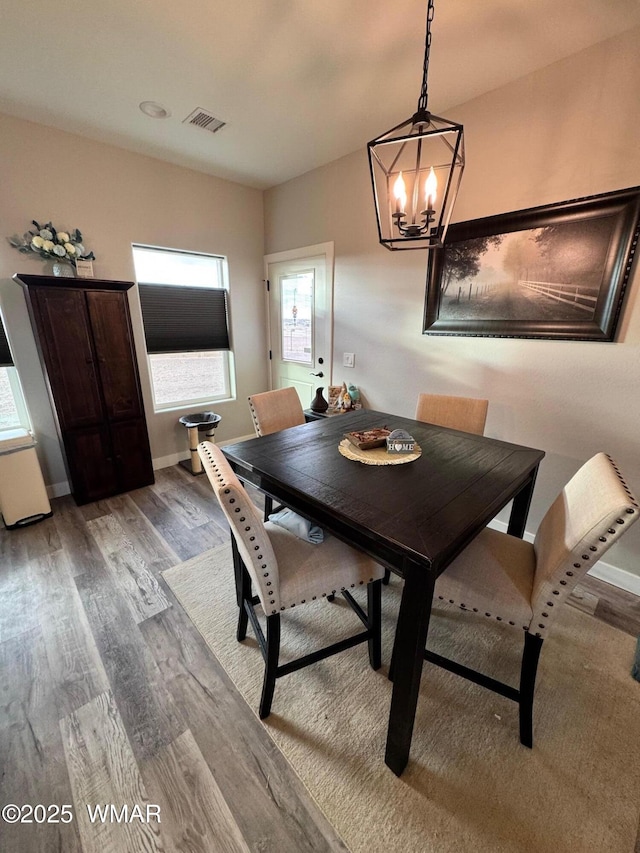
{"left": 221, "top": 408, "right": 545, "bottom": 775}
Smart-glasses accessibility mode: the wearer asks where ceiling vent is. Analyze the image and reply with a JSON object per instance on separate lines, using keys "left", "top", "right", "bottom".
{"left": 182, "top": 108, "right": 226, "bottom": 134}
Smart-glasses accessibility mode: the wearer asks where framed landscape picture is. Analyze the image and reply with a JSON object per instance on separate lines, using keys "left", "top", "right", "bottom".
{"left": 423, "top": 187, "right": 640, "bottom": 341}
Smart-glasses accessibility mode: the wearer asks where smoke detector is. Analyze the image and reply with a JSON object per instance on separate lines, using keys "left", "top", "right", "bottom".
{"left": 182, "top": 108, "right": 226, "bottom": 134}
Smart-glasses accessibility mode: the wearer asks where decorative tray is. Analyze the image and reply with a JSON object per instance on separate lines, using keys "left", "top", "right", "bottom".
{"left": 344, "top": 427, "right": 391, "bottom": 450}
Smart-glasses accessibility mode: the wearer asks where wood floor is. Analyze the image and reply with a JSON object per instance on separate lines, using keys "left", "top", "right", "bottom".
{"left": 1, "top": 464, "right": 639, "bottom": 853}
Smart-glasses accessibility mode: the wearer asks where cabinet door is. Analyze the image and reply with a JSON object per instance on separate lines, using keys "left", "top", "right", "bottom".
{"left": 110, "top": 418, "right": 155, "bottom": 493}
{"left": 86, "top": 290, "right": 143, "bottom": 421}
{"left": 63, "top": 425, "right": 118, "bottom": 504}
{"left": 32, "top": 288, "right": 104, "bottom": 429}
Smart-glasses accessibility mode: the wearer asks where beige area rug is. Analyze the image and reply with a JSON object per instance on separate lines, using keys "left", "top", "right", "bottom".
{"left": 163, "top": 544, "right": 640, "bottom": 853}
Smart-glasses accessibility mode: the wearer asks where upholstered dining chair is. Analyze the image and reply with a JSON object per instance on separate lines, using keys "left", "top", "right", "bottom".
{"left": 417, "top": 452, "right": 638, "bottom": 747}
{"left": 248, "top": 387, "right": 306, "bottom": 518}
{"left": 415, "top": 393, "right": 489, "bottom": 436}
{"left": 198, "top": 440, "right": 385, "bottom": 719}
{"left": 248, "top": 386, "right": 305, "bottom": 437}
{"left": 381, "top": 393, "right": 490, "bottom": 585}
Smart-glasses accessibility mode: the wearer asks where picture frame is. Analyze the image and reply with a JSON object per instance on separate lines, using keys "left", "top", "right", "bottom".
{"left": 423, "top": 187, "right": 640, "bottom": 341}
{"left": 75, "top": 259, "right": 94, "bottom": 278}
{"left": 327, "top": 385, "right": 342, "bottom": 409}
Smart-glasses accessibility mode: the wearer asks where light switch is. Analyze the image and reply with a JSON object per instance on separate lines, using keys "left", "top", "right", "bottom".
{"left": 343, "top": 352, "right": 355, "bottom": 368}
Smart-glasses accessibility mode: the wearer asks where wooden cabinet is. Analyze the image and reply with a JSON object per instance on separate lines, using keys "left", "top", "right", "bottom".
{"left": 15, "top": 274, "right": 154, "bottom": 505}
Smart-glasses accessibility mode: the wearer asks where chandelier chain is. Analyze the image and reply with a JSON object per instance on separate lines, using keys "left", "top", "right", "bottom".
{"left": 417, "top": 0, "right": 435, "bottom": 114}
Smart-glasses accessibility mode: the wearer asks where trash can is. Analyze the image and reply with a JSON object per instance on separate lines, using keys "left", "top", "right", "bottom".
{"left": 0, "top": 429, "right": 52, "bottom": 529}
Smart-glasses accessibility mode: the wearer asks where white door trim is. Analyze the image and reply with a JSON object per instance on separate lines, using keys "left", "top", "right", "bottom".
{"left": 264, "top": 242, "right": 334, "bottom": 391}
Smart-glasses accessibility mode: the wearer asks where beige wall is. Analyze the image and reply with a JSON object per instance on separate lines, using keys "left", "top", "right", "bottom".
{"left": 0, "top": 113, "right": 267, "bottom": 488}
{"left": 264, "top": 28, "right": 640, "bottom": 580}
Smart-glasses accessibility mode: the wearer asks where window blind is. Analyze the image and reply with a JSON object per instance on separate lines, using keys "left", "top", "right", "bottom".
{"left": 138, "top": 284, "right": 230, "bottom": 353}
{"left": 0, "top": 317, "right": 13, "bottom": 367}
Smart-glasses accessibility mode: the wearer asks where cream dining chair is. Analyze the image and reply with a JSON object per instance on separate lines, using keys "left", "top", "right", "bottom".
{"left": 248, "top": 387, "right": 306, "bottom": 519}
{"left": 415, "top": 392, "right": 489, "bottom": 436}
{"left": 198, "top": 440, "right": 385, "bottom": 719}
{"left": 382, "top": 392, "right": 491, "bottom": 586}
{"left": 248, "top": 386, "right": 305, "bottom": 437}
{"left": 416, "top": 452, "right": 639, "bottom": 747}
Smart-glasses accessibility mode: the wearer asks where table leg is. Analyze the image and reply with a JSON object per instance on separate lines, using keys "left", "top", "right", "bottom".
{"left": 507, "top": 464, "right": 540, "bottom": 538}
{"left": 385, "top": 558, "right": 435, "bottom": 776}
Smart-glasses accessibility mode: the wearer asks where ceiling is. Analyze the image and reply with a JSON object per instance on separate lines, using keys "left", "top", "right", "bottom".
{"left": 1, "top": 0, "right": 639, "bottom": 190}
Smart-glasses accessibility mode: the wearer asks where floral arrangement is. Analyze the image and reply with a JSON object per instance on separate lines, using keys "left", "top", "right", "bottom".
{"left": 8, "top": 220, "right": 95, "bottom": 268}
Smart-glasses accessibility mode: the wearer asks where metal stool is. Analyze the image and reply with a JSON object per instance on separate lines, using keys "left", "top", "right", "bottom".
{"left": 178, "top": 412, "right": 222, "bottom": 475}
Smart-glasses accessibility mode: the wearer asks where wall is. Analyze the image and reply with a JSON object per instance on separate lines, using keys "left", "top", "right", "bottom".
{"left": 0, "top": 113, "right": 267, "bottom": 490}
{"left": 264, "top": 27, "right": 640, "bottom": 582}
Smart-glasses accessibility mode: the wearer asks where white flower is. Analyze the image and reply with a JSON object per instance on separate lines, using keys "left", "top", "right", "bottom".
{"left": 9, "top": 221, "right": 94, "bottom": 264}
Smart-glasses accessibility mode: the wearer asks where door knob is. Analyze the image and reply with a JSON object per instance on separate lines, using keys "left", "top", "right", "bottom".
{"left": 310, "top": 371, "right": 324, "bottom": 378}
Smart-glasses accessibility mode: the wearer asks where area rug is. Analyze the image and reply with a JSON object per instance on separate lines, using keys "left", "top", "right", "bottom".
{"left": 163, "top": 544, "right": 640, "bottom": 853}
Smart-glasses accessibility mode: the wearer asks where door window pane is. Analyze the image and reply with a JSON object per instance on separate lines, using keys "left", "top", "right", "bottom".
{"left": 281, "top": 272, "right": 313, "bottom": 364}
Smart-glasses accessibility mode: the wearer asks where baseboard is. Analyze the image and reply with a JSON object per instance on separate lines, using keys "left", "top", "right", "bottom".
{"left": 219, "top": 433, "right": 256, "bottom": 446}
{"left": 152, "top": 434, "right": 256, "bottom": 471}
{"left": 153, "top": 452, "right": 188, "bottom": 470}
{"left": 587, "top": 563, "right": 640, "bottom": 597}
{"left": 488, "top": 518, "right": 640, "bottom": 597}
{"left": 46, "top": 480, "right": 70, "bottom": 499}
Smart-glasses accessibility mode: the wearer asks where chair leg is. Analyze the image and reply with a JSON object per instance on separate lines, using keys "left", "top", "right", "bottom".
{"left": 231, "top": 535, "right": 243, "bottom": 608}
{"left": 259, "top": 614, "right": 281, "bottom": 719}
{"left": 382, "top": 568, "right": 391, "bottom": 585}
{"left": 263, "top": 494, "right": 273, "bottom": 521}
{"left": 236, "top": 562, "right": 251, "bottom": 642}
{"left": 368, "top": 579, "right": 382, "bottom": 670}
{"left": 519, "top": 632, "right": 544, "bottom": 748}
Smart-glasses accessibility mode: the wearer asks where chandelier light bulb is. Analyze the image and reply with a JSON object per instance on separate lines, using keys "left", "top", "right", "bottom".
{"left": 425, "top": 167, "right": 437, "bottom": 209}
{"left": 394, "top": 172, "right": 407, "bottom": 213}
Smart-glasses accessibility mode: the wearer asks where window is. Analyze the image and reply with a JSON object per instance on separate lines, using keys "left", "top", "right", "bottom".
{"left": 132, "top": 245, "right": 234, "bottom": 411}
{"left": 0, "top": 310, "right": 31, "bottom": 432}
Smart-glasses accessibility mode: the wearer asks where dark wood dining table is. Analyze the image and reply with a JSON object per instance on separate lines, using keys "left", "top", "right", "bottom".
{"left": 222, "top": 408, "right": 545, "bottom": 775}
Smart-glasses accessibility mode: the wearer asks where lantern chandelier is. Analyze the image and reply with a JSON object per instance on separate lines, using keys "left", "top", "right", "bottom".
{"left": 368, "top": 0, "right": 465, "bottom": 250}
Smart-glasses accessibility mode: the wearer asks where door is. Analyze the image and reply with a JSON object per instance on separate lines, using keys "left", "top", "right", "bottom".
{"left": 86, "top": 290, "right": 143, "bottom": 421}
{"left": 265, "top": 243, "right": 333, "bottom": 409}
{"left": 63, "top": 425, "right": 118, "bottom": 504}
{"left": 31, "top": 287, "right": 104, "bottom": 430}
{"left": 110, "top": 418, "right": 154, "bottom": 493}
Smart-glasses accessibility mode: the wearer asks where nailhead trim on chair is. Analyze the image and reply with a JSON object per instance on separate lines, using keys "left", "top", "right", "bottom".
{"left": 247, "top": 397, "right": 263, "bottom": 436}
{"left": 437, "top": 594, "right": 528, "bottom": 630}
{"left": 531, "top": 454, "right": 638, "bottom": 637}
{"left": 200, "top": 440, "right": 378, "bottom": 614}
{"left": 434, "top": 455, "right": 639, "bottom": 639}
{"left": 201, "top": 442, "right": 282, "bottom": 613}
